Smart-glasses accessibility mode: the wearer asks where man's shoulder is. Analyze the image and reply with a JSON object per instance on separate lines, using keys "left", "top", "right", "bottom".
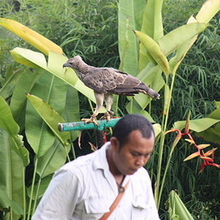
{"left": 136, "top": 167, "right": 149, "bottom": 175}
{"left": 61, "top": 151, "right": 97, "bottom": 172}
{"left": 132, "top": 167, "right": 151, "bottom": 182}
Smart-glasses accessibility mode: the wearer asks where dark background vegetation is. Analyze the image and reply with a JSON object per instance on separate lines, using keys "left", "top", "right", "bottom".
{"left": 0, "top": 0, "right": 219, "bottom": 219}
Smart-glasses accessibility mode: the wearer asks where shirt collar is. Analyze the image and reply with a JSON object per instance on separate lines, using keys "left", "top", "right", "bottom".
{"left": 93, "top": 141, "right": 131, "bottom": 189}
{"left": 93, "top": 141, "right": 111, "bottom": 172}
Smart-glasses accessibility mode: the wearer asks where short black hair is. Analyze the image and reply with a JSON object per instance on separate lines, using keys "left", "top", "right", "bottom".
{"left": 112, "top": 114, "right": 154, "bottom": 147}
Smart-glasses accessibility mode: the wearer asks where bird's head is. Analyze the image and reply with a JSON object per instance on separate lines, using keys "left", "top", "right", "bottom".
{"left": 63, "top": 55, "right": 83, "bottom": 70}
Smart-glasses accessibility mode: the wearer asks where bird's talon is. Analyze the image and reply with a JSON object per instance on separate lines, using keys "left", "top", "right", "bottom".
{"left": 106, "top": 114, "right": 111, "bottom": 121}
{"left": 108, "top": 110, "right": 114, "bottom": 116}
{"left": 81, "top": 117, "right": 99, "bottom": 125}
{"left": 104, "top": 111, "right": 114, "bottom": 121}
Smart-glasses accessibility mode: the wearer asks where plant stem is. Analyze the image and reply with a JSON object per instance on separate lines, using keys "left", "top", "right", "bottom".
{"left": 158, "top": 134, "right": 181, "bottom": 204}
{"left": 65, "top": 146, "right": 71, "bottom": 162}
{"left": 27, "top": 158, "right": 38, "bottom": 220}
{"left": 32, "top": 141, "right": 60, "bottom": 214}
{"left": 23, "top": 167, "right": 26, "bottom": 220}
{"left": 71, "top": 143, "right": 76, "bottom": 160}
{"left": 155, "top": 72, "right": 177, "bottom": 207}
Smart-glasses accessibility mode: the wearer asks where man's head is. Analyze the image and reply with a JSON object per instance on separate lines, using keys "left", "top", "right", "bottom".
{"left": 112, "top": 114, "right": 154, "bottom": 147}
{"left": 109, "top": 114, "right": 155, "bottom": 176}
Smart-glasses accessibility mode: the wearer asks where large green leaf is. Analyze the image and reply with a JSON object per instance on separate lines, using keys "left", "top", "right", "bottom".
{"left": 168, "top": 16, "right": 198, "bottom": 74}
{"left": 0, "top": 97, "right": 29, "bottom": 166}
{"left": 0, "top": 68, "right": 22, "bottom": 99}
{"left": 135, "top": 30, "right": 170, "bottom": 74}
{"left": 63, "top": 86, "right": 80, "bottom": 141}
{"left": 133, "top": 0, "right": 146, "bottom": 31}
{"left": 139, "top": 0, "right": 164, "bottom": 70}
{"left": 26, "top": 100, "right": 56, "bottom": 157}
{"left": 0, "top": 97, "right": 19, "bottom": 135}
{"left": 126, "top": 99, "right": 154, "bottom": 121}
{"left": 141, "top": 0, "right": 164, "bottom": 39}
{"left": 48, "top": 51, "right": 95, "bottom": 102}
{"left": 37, "top": 140, "right": 68, "bottom": 178}
{"left": 198, "top": 124, "right": 220, "bottom": 145}
{"left": 198, "top": 102, "right": 220, "bottom": 144}
{"left": 168, "top": 190, "right": 194, "bottom": 220}
{"left": 0, "top": 129, "right": 25, "bottom": 219}
{"left": 174, "top": 110, "right": 220, "bottom": 145}
{"left": 0, "top": 186, "right": 23, "bottom": 215}
{"left": 118, "top": 0, "right": 139, "bottom": 75}
{"left": 168, "top": 0, "right": 220, "bottom": 74}
{"left": 174, "top": 118, "right": 219, "bottom": 133}
{"left": 10, "top": 48, "right": 96, "bottom": 102}
{"left": 158, "top": 23, "right": 208, "bottom": 57}
{"left": 196, "top": 0, "right": 220, "bottom": 23}
{"left": 27, "top": 94, "right": 71, "bottom": 147}
{"left": 10, "top": 70, "right": 42, "bottom": 129}
{"left": 25, "top": 72, "right": 68, "bottom": 157}
{"left": 134, "top": 65, "right": 164, "bottom": 109}
{"left": 11, "top": 47, "right": 47, "bottom": 68}
{"left": 26, "top": 175, "right": 52, "bottom": 201}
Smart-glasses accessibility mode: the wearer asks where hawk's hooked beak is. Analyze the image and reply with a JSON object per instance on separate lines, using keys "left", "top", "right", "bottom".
{"left": 63, "top": 62, "right": 71, "bottom": 68}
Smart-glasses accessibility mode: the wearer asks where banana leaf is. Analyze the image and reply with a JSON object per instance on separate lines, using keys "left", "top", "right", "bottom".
{"left": 174, "top": 102, "right": 220, "bottom": 144}
{"left": 139, "top": 0, "right": 164, "bottom": 70}
{"left": 0, "top": 97, "right": 29, "bottom": 166}
{"left": 10, "top": 70, "right": 42, "bottom": 129}
{"left": 27, "top": 94, "right": 71, "bottom": 147}
{"left": 10, "top": 48, "right": 96, "bottom": 103}
{"left": 118, "top": 0, "right": 139, "bottom": 75}
{"left": 0, "top": 18, "right": 63, "bottom": 55}
{"left": 169, "top": 190, "right": 194, "bottom": 220}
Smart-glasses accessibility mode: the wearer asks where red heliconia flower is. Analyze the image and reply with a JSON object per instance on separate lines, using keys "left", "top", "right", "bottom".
{"left": 167, "top": 127, "right": 220, "bottom": 171}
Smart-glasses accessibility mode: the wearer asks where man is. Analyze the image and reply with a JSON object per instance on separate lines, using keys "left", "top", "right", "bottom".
{"left": 32, "top": 114, "right": 160, "bottom": 220}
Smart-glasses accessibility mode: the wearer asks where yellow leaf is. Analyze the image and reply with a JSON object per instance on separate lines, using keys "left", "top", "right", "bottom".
{"left": 196, "top": 0, "right": 220, "bottom": 23}
{"left": 134, "top": 30, "right": 170, "bottom": 74}
{"left": 0, "top": 18, "right": 63, "bottom": 55}
{"left": 197, "top": 144, "right": 210, "bottom": 150}
{"left": 204, "top": 148, "right": 217, "bottom": 156}
{"left": 184, "top": 151, "right": 200, "bottom": 161}
{"left": 185, "top": 139, "right": 195, "bottom": 144}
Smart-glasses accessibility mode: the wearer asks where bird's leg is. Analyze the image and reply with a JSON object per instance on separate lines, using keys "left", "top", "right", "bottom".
{"left": 82, "top": 93, "right": 104, "bottom": 124}
{"left": 104, "top": 94, "right": 114, "bottom": 121}
{"left": 82, "top": 115, "right": 99, "bottom": 125}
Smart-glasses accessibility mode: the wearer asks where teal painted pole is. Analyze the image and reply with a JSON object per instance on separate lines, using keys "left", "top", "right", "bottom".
{"left": 58, "top": 118, "right": 121, "bottom": 132}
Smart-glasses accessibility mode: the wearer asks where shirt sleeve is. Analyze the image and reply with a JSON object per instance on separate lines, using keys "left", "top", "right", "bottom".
{"left": 144, "top": 170, "right": 160, "bottom": 220}
{"left": 32, "top": 169, "right": 81, "bottom": 220}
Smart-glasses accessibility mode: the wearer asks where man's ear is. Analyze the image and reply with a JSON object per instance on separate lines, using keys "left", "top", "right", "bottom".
{"left": 110, "top": 137, "right": 120, "bottom": 152}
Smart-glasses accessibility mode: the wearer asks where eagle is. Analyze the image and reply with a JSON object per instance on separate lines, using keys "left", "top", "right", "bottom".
{"left": 63, "top": 55, "right": 159, "bottom": 123}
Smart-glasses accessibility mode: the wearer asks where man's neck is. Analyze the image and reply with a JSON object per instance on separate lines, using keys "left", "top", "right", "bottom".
{"left": 106, "top": 147, "right": 124, "bottom": 181}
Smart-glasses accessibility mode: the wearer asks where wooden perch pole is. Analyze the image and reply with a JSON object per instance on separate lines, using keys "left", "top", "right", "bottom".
{"left": 58, "top": 118, "right": 121, "bottom": 132}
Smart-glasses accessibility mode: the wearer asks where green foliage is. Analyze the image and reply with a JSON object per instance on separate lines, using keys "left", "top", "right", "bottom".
{"left": 168, "top": 190, "right": 194, "bottom": 220}
{"left": 0, "top": 0, "right": 220, "bottom": 220}
{"left": 0, "top": 98, "right": 27, "bottom": 219}
{"left": 164, "top": 0, "right": 220, "bottom": 121}
{"left": 11, "top": 0, "right": 118, "bottom": 67}
{"left": 119, "top": 1, "right": 220, "bottom": 220}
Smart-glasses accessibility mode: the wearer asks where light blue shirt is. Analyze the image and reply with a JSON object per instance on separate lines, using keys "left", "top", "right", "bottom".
{"left": 32, "top": 142, "right": 160, "bottom": 220}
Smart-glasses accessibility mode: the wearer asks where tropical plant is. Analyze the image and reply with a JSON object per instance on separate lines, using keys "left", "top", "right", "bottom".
{"left": 0, "top": 1, "right": 119, "bottom": 218}
{"left": 117, "top": 0, "right": 220, "bottom": 219}
{"left": 168, "top": 190, "right": 194, "bottom": 220}
{"left": 0, "top": 17, "right": 81, "bottom": 219}
{"left": 0, "top": 0, "right": 220, "bottom": 219}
